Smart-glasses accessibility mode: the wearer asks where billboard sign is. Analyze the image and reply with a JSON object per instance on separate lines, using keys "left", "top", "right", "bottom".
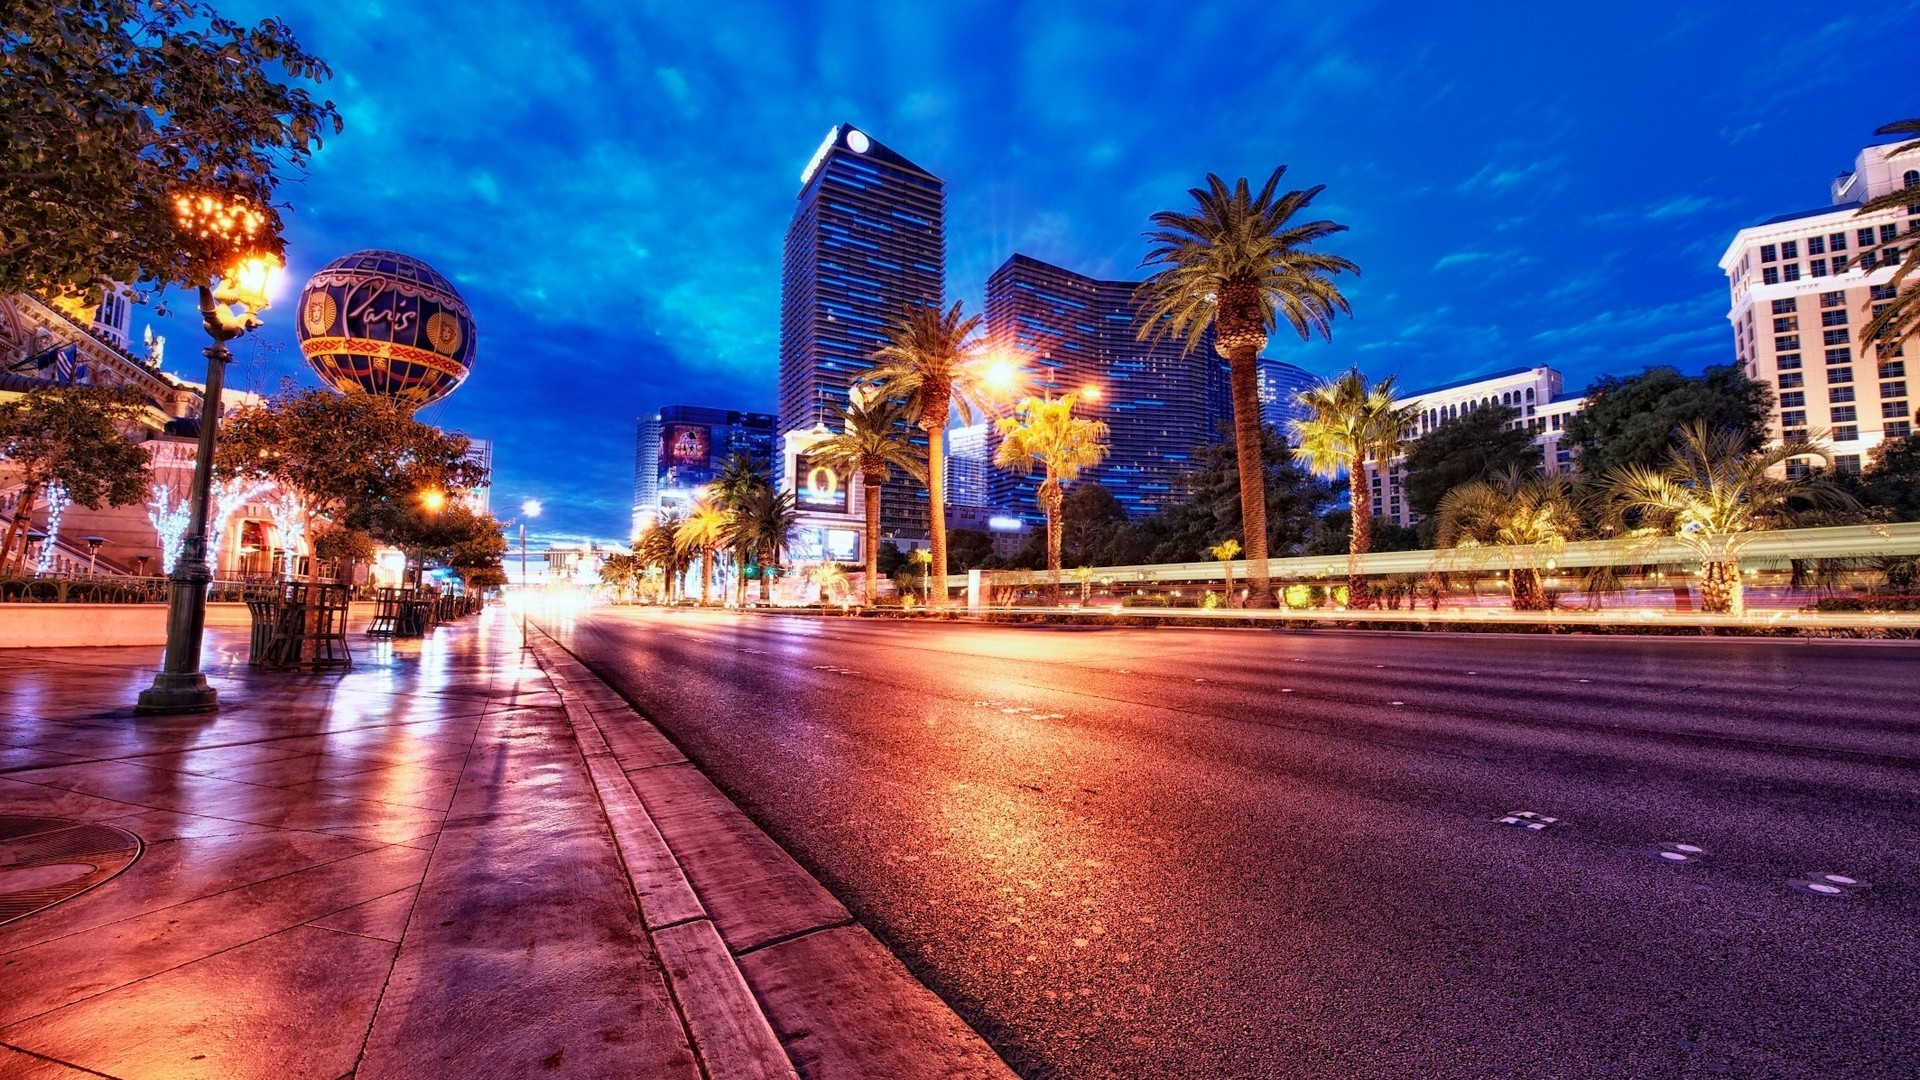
{"left": 662, "top": 424, "right": 712, "bottom": 469}
{"left": 795, "top": 453, "right": 850, "bottom": 514}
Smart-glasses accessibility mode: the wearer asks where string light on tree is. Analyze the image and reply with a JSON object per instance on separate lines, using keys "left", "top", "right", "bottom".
{"left": 34, "top": 483, "right": 70, "bottom": 575}
{"left": 148, "top": 484, "right": 191, "bottom": 573}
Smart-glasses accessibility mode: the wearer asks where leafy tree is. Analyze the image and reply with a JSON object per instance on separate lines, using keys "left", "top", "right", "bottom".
{"left": 215, "top": 389, "right": 486, "bottom": 547}
{"left": 1561, "top": 365, "right": 1772, "bottom": 478}
{"left": 1138, "top": 168, "right": 1357, "bottom": 606}
{"left": 1434, "top": 467, "right": 1582, "bottom": 610}
{"left": 598, "top": 552, "right": 641, "bottom": 603}
{"left": 1306, "top": 511, "right": 1422, "bottom": 556}
{"left": 635, "top": 512, "right": 687, "bottom": 603}
{"left": 808, "top": 395, "right": 926, "bottom": 605}
{"left": 993, "top": 392, "right": 1111, "bottom": 599}
{"left": 1850, "top": 435, "right": 1920, "bottom": 521}
{"left": 368, "top": 502, "right": 504, "bottom": 587}
{"left": 1855, "top": 120, "right": 1920, "bottom": 354}
{"left": 945, "top": 529, "right": 996, "bottom": 572}
{"left": 859, "top": 300, "right": 990, "bottom": 609}
{"left": 710, "top": 452, "right": 773, "bottom": 606}
{"left": 0, "top": 385, "right": 151, "bottom": 574}
{"left": 1402, "top": 404, "right": 1541, "bottom": 532}
{"left": 1601, "top": 422, "right": 1855, "bottom": 613}
{"left": 1, "top": 0, "right": 343, "bottom": 297}
{"left": 1098, "top": 426, "right": 1333, "bottom": 566}
{"left": 1059, "top": 483, "right": 1128, "bottom": 564}
{"left": 310, "top": 525, "right": 374, "bottom": 582}
{"left": 1293, "top": 368, "right": 1417, "bottom": 604}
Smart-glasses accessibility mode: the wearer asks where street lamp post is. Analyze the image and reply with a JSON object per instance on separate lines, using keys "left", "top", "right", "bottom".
{"left": 519, "top": 498, "right": 541, "bottom": 646}
{"left": 137, "top": 202, "right": 280, "bottom": 715}
{"left": 83, "top": 536, "right": 107, "bottom": 576}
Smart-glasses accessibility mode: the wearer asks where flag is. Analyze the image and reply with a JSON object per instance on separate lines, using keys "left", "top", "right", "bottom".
{"left": 50, "top": 345, "right": 79, "bottom": 384}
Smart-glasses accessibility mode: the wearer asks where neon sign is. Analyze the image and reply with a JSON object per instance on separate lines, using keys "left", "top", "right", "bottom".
{"left": 799, "top": 127, "right": 839, "bottom": 187}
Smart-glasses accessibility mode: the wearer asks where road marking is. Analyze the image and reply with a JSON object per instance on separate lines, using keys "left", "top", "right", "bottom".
{"left": 1496, "top": 810, "right": 1559, "bottom": 831}
{"left": 1788, "top": 873, "right": 1869, "bottom": 897}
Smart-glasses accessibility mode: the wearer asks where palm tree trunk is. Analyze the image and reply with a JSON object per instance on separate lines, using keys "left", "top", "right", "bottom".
{"left": 1222, "top": 563, "right": 1236, "bottom": 607}
{"left": 1226, "top": 345, "right": 1271, "bottom": 607}
{"left": 926, "top": 422, "right": 949, "bottom": 609}
{"left": 699, "top": 551, "right": 711, "bottom": 605}
{"left": 736, "top": 553, "right": 748, "bottom": 607}
{"left": 1701, "top": 559, "right": 1742, "bottom": 614}
{"left": 1347, "top": 459, "right": 1372, "bottom": 607}
{"left": 1044, "top": 482, "right": 1063, "bottom": 603}
{"left": 1511, "top": 568, "right": 1547, "bottom": 611}
{"left": 760, "top": 548, "right": 774, "bottom": 602}
{"left": 863, "top": 468, "right": 882, "bottom": 606}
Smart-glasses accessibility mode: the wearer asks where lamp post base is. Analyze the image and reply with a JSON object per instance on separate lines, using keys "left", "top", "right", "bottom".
{"left": 134, "top": 673, "right": 220, "bottom": 715}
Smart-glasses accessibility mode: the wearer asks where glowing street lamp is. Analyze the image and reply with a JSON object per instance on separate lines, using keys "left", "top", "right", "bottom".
{"left": 137, "top": 195, "right": 283, "bottom": 715}
{"left": 519, "top": 499, "right": 542, "bottom": 646}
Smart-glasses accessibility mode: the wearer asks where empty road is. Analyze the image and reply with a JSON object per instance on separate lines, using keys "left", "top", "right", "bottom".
{"left": 543, "top": 609, "right": 1920, "bottom": 1079}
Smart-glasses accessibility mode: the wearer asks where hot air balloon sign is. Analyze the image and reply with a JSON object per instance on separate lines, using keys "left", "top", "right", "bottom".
{"left": 296, "top": 249, "right": 476, "bottom": 411}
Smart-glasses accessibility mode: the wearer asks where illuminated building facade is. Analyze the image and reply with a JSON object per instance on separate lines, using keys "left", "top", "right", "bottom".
{"left": 1719, "top": 139, "right": 1920, "bottom": 473}
{"left": 631, "top": 405, "right": 777, "bottom": 536}
{"left": 983, "top": 253, "right": 1229, "bottom": 521}
{"left": 778, "top": 124, "right": 944, "bottom": 539}
{"left": 1257, "top": 360, "right": 1319, "bottom": 437}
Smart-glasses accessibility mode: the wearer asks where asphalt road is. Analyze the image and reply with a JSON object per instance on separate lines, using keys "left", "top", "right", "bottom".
{"left": 545, "top": 609, "right": 1920, "bottom": 1079}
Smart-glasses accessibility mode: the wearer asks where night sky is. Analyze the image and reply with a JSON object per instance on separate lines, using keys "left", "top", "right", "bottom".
{"left": 140, "top": 1, "right": 1920, "bottom": 543}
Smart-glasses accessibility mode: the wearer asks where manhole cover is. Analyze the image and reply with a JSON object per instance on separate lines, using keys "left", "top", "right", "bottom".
{"left": 0, "top": 815, "right": 142, "bottom": 925}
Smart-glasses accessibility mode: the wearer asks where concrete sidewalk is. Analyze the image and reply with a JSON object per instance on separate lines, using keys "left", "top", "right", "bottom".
{"left": 0, "top": 608, "right": 1011, "bottom": 1079}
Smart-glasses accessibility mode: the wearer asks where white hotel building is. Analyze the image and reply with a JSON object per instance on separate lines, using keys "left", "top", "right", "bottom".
{"left": 1370, "top": 365, "right": 1586, "bottom": 529}
{"left": 1719, "top": 140, "right": 1920, "bottom": 473}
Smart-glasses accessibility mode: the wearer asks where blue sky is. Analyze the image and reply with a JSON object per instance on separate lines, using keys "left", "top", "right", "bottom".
{"left": 144, "top": 0, "right": 1920, "bottom": 542}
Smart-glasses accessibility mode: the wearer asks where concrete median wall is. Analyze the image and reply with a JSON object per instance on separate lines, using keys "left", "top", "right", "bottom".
{"left": 0, "top": 602, "right": 252, "bottom": 648}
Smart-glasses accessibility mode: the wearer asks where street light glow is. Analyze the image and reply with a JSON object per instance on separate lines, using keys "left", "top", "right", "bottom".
{"left": 420, "top": 488, "right": 447, "bottom": 513}
{"left": 523, "top": 499, "right": 543, "bottom": 519}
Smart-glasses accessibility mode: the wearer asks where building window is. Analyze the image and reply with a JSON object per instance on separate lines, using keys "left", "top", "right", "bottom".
{"left": 1808, "top": 235, "right": 1826, "bottom": 255}
{"left": 1882, "top": 224, "right": 1900, "bottom": 244}
{"left": 1762, "top": 267, "right": 1780, "bottom": 285}
{"left": 1884, "top": 400, "right": 1909, "bottom": 418}
{"left": 1907, "top": 170, "right": 1919, "bottom": 189}
{"left": 1782, "top": 410, "right": 1807, "bottom": 427}
{"left": 1834, "top": 425, "right": 1859, "bottom": 441}
{"left": 1881, "top": 362, "right": 1907, "bottom": 379}
{"left": 1778, "top": 372, "right": 1804, "bottom": 389}
{"left": 1773, "top": 316, "right": 1798, "bottom": 332}
{"left": 1782, "top": 240, "right": 1799, "bottom": 259}
{"left": 1761, "top": 244, "right": 1778, "bottom": 263}
{"left": 1888, "top": 421, "right": 1913, "bottom": 439}
{"left": 1830, "top": 232, "right": 1848, "bottom": 251}
{"left": 1882, "top": 380, "right": 1908, "bottom": 397}
{"left": 1551, "top": 415, "right": 1562, "bottom": 430}
{"left": 1859, "top": 228, "right": 1877, "bottom": 248}
{"left": 1784, "top": 264, "right": 1801, "bottom": 282}
{"left": 1824, "top": 328, "right": 1850, "bottom": 346}
{"left": 1833, "top": 255, "right": 1849, "bottom": 272}
{"left": 1779, "top": 391, "right": 1805, "bottom": 407}
{"left": 1811, "top": 259, "right": 1828, "bottom": 277}
{"left": 1775, "top": 334, "right": 1799, "bottom": 351}
{"left": 1872, "top": 283, "right": 1898, "bottom": 300}
{"left": 1826, "top": 347, "right": 1851, "bottom": 365}
{"left": 1827, "top": 367, "right": 1853, "bottom": 384}
{"left": 1836, "top": 454, "right": 1862, "bottom": 474}
{"left": 1771, "top": 298, "right": 1796, "bottom": 314}
{"left": 1821, "top": 308, "right": 1848, "bottom": 326}
{"left": 1777, "top": 353, "right": 1802, "bottom": 370}
{"left": 1830, "top": 388, "right": 1856, "bottom": 404}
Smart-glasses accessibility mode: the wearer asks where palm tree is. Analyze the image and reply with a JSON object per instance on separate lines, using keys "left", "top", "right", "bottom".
{"left": 1292, "top": 369, "right": 1416, "bottom": 606}
{"left": 808, "top": 394, "right": 927, "bottom": 605}
{"left": 635, "top": 511, "right": 684, "bottom": 603}
{"left": 1602, "top": 422, "right": 1857, "bottom": 614}
{"left": 1138, "top": 168, "right": 1358, "bottom": 607}
{"left": 710, "top": 454, "right": 773, "bottom": 607}
{"left": 1434, "top": 466, "right": 1582, "bottom": 611}
{"left": 674, "top": 494, "right": 727, "bottom": 605}
{"left": 1209, "top": 538, "right": 1242, "bottom": 606}
{"left": 810, "top": 561, "right": 847, "bottom": 611}
{"left": 994, "top": 392, "right": 1111, "bottom": 600}
{"left": 1855, "top": 120, "right": 1920, "bottom": 354}
{"left": 858, "top": 300, "right": 988, "bottom": 610}
{"left": 735, "top": 486, "right": 798, "bottom": 603}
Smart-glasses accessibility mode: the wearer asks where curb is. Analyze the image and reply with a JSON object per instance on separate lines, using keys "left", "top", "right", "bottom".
{"left": 524, "top": 626, "right": 1015, "bottom": 1080}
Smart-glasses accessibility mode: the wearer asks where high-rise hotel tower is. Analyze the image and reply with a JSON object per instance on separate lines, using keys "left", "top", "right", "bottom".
{"left": 778, "top": 124, "right": 945, "bottom": 538}
{"left": 1720, "top": 140, "right": 1920, "bottom": 472}
{"left": 983, "top": 253, "right": 1229, "bottom": 521}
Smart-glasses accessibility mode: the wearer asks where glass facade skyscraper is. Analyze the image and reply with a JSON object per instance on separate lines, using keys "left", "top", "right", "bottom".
{"left": 631, "top": 405, "right": 777, "bottom": 537}
{"left": 984, "top": 253, "right": 1229, "bottom": 521}
{"left": 1257, "top": 360, "right": 1320, "bottom": 439}
{"left": 778, "top": 124, "right": 944, "bottom": 539}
